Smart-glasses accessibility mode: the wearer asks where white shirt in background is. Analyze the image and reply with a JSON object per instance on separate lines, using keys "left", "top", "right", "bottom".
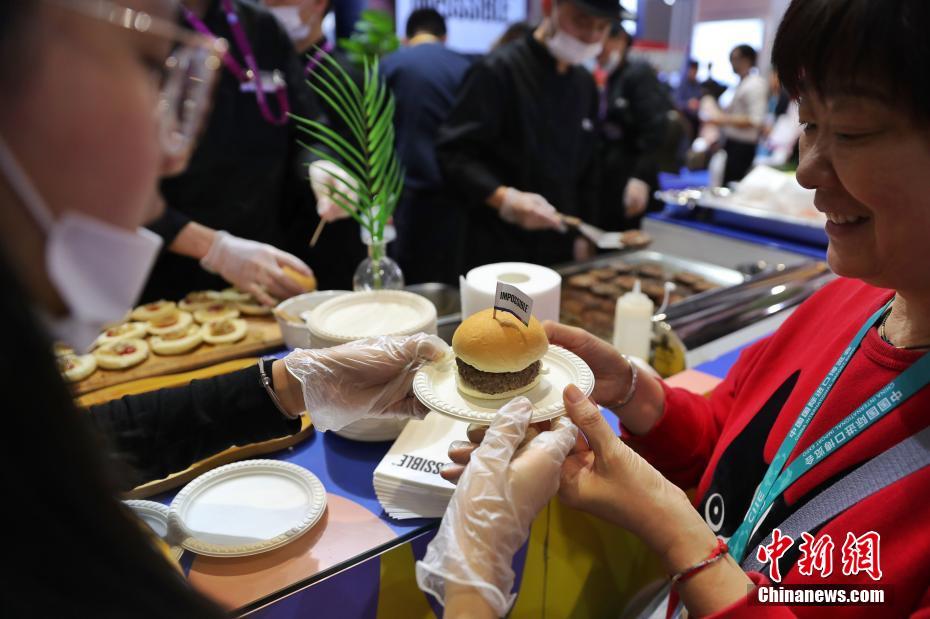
{"left": 722, "top": 72, "right": 768, "bottom": 143}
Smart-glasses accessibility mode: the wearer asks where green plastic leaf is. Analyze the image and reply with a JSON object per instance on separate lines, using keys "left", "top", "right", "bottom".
{"left": 304, "top": 82, "right": 366, "bottom": 147}
{"left": 295, "top": 123, "right": 367, "bottom": 179}
{"left": 295, "top": 51, "right": 403, "bottom": 245}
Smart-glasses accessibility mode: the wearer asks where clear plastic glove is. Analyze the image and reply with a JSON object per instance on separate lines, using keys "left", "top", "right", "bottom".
{"left": 283, "top": 333, "right": 449, "bottom": 432}
{"left": 499, "top": 187, "right": 566, "bottom": 231}
{"left": 309, "top": 160, "right": 358, "bottom": 223}
{"left": 416, "top": 397, "right": 577, "bottom": 616}
{"left": 200, "top": 231, "right": 314, "bottom": 305}
{"left": 623, "top": 177, "right": 651, "bottom": 218}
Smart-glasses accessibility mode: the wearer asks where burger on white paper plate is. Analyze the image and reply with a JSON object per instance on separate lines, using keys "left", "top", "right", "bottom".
{"left": 451, "top": 308, "right": 548, "bottom": 399}
{"left": 414, "top": 308, "right": 594, "bottom": 425}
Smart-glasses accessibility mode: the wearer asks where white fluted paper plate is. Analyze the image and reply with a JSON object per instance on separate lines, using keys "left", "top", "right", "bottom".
{"left": 168, "top": 460, "right": 326, "bottom": 557}
{"left": 413, "top": 345, "right": 595, "bottom": 424}
{"left": 124, "top": 500, "right": 184, "bottom": 561}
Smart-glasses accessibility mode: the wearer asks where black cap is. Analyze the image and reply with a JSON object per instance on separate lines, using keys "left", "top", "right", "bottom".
{"left": 608, "top": 18, "right": 633, "bottom": 39}
{"left": 563, "top": 0, "right": 634, "bottom": 20}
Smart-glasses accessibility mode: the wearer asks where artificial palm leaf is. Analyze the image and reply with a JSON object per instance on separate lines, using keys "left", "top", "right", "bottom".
{"left": 339, "top": 10, "right": 399, "bottom": 66}
{"left": 292, "top": 50, "right": 404, "bottom": 243}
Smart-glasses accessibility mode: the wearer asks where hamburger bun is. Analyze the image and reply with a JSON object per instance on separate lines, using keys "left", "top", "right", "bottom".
{"left": 452, "top": 308, "right": 547, "bottom": 373}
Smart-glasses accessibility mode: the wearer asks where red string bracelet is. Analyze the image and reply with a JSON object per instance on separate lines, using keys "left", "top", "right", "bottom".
{"left": 670, "top": 537, "right": 729, "bottom": 585}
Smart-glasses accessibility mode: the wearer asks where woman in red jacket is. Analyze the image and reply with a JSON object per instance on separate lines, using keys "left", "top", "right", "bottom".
{"left": 432, "top": 0, "right": 930, "bottom": 616}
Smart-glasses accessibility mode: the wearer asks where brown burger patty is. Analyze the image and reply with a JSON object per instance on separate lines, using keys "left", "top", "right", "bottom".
{"left": 567, "top": 274, "right": 599, "bottom": 289}
{"left": 456, "top": 358, "right": 541, "bottom": 395}
{"left": 588, "top": 268, "right": 616, "bottom": 281}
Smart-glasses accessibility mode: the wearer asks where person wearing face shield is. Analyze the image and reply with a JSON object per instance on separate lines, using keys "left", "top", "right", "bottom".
{"left": 591, "top": 21, "right": 672, "bottom": 233}
{"left": 0, "top": 1, "right": 450, "bottom": 614}
{"left": 435, "top": 0, "right": 615, "bottom": 270}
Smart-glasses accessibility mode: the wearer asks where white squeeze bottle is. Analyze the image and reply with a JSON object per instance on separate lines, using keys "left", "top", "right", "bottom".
{"left": 613, "top": 279, "right": 654, "bottom": 361}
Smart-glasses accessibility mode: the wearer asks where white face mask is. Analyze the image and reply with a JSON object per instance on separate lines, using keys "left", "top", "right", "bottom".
{"left": 269, "top": 6, "right": 311, "bottom": 43}
{"left": 602, "top": 49, "right": 622, "bottom": 74}
{"left": 545, "top": 7, "right": 603, "bottom": 65}
{"left": 0, "top": 136, "right": 163, "bottom": 352}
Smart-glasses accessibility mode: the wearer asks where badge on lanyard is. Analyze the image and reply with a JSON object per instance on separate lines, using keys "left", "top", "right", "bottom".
{"left": 183, "top": 1, "right": 291, "bottom": 126}
{"left": 240, "top": 69, "right": 286, "bottom": 93}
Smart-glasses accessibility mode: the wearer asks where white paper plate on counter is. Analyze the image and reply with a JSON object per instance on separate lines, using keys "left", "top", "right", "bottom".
{"left": 413, "top": 345, "right": 594, "bottom": 424}
{"left": 124, "top": 500, "right": 184, "bottom": 561}
{"left": 168, "top": 460, "right": 326, "bottom": 557}
{"left": 305, "top": 289, "right": 438, "bottom": 348}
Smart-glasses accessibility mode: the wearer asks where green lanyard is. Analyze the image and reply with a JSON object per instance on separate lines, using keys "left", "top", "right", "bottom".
{"left": 728, "top": 300, "right": 930, "bottom": 563}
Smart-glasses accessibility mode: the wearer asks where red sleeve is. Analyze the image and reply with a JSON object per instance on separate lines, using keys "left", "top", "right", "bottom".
{"left": 622, "top": 338, "right": 771, "bottom": 489}
{"left": 910, "top": 589, "right": 930, "bottom": 618}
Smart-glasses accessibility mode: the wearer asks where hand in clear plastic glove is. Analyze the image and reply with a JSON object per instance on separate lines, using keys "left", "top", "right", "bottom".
{"left": 416, "top": 398, "right": 577, "bottom": 616}
{"left": 309, "top": 160, "right": 358, "bottom": 223}
{"left": 283, "top": 333, "right": 449, "bottom": 432}
{"left": 200, "top": 230, "right": 314, "bottom": 306}
{"left": 623, "top": 177, "right": 651, "bottom": 218}
{"left": 499, "top": 187, "right": 566, "bottom": 231}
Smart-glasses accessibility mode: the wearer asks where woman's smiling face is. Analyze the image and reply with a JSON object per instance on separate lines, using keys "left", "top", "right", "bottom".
{"left": 796, "top": 91, "right": 930, "bottom": 294}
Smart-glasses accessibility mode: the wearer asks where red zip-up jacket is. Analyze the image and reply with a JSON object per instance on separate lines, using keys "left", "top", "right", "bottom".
{"left": 626, "top": 278, "right": 930, "bottom": 617}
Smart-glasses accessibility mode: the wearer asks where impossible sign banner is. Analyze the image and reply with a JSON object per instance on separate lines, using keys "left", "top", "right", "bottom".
{"left": 394, "top": 0, "right": 526, "bottom": 53}
{"left": 494, "top": 281, "right": 533, "bottom": 326}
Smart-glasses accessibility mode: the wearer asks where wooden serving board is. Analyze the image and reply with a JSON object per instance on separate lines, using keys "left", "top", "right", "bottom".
{"left": 77, "top": 357, "right": 315, "bottom": 499}
{"left": 72, "top": 317, "right": 284, "bottom": 396}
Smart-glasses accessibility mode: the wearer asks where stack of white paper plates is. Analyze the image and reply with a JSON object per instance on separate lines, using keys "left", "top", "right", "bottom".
{"left": 306, "top": 290, "right": 438, "bottom": 348}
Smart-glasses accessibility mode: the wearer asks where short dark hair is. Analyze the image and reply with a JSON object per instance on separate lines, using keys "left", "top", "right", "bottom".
{"left": 772, "top": 0, "right": 930, "bottom": 123}
{"left": 609, "top": 20, "right": 632, "bottom": 43}
{"left": 731, "top": 44, "right": 758, "bottom": 66}
{"left": 406, "top": 8, "right": 446, "bottom": 38}
{"left": 687, "top": 59, "right": 699, "bottom": 70}
{"left": 492, "top": 21, "right": 533, "bottom": 50}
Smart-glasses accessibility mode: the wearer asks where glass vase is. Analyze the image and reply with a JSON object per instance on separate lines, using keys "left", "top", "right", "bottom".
{"left": 353, "top": 239, "right": 404, "bottom": 291}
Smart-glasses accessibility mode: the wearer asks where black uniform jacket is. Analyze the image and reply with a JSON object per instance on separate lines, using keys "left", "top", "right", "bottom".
{"left": 436, "top": 34, "right": 599, "bottom": 270}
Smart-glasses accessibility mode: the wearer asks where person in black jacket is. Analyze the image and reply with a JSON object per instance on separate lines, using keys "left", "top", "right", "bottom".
{"left": 0, "top": 1, "right": 442, "bottom": 615}
{"left": 263, "top": 0, "right": 370, "bottom": 291}
{"left": 436, "top": 0, "right": 618, "bottom": 270}
{"left": 140, "top": 0, "right": 325, "bottom": 305}
{"left": 592, "top": 21, "right": 670, "bottom": 232}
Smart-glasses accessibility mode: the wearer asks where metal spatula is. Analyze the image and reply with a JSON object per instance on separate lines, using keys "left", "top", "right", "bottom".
{"left": 560, "top": 215, "right": 652, "bottom": 250}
